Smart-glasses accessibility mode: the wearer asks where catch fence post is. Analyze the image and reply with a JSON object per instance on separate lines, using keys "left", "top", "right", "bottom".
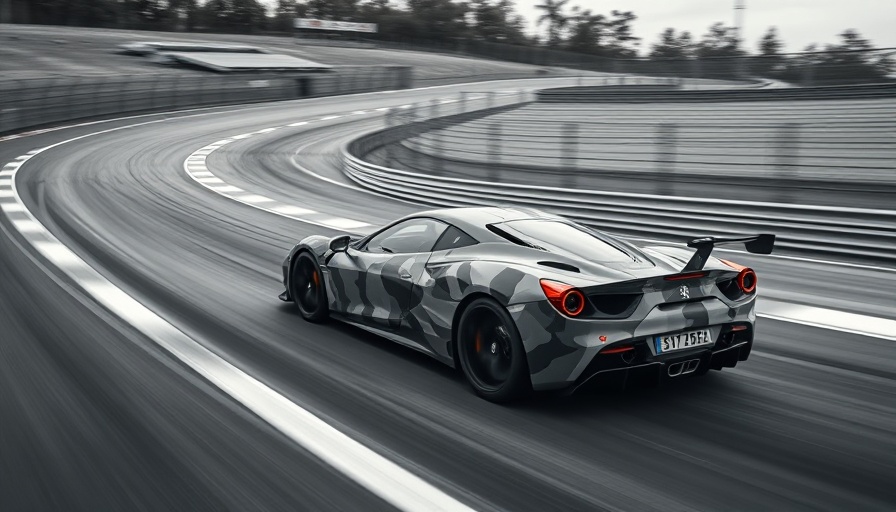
{"left": 562, "top": 122, "right": 578, "bottom": 187}
{"left": 655, "top": 122, "right": 677, "bottom": 194}
{"left": 801, "top": 65, "right": 814, "bottom": 87}
{"left": 774, "top": 122, "right": 800, "bottom": 202}
{"left": 385, "top": 109, "right": 395, "bottom": 166}
{"left": 488, "top": 122, "right": 501, "bottom": 182}
{"left": 430, "top": 99, "right": 443, "bottom": 174}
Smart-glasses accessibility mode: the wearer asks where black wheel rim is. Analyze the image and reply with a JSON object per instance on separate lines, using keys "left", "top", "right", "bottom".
{"left": 460, "top": 306, "right": 513, "bottom": 391}
{"left": 295, "top": 257, "right": 321, "bottom": 315}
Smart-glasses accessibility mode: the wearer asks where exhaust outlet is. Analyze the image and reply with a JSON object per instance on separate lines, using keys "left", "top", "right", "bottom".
{"left": 667, "top": 362, "right": 684, "bottom": 377}
{"left": 667, "top": 359, "right": 700, "bottom": 377}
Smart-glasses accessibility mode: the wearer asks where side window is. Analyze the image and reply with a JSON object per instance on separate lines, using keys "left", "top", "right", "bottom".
{"left": 432, "top": 225, "right": 478, "bottom": 252}
{"left": 364, "top": 218, "right": 449, "bottom": 254}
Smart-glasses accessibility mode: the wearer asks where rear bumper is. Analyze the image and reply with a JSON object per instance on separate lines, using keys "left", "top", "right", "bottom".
{"left": 511, "top": 294, "right": 757, "bottom": 392}
{"left": 566, "top": 337, "right": 752, "bottom": 395}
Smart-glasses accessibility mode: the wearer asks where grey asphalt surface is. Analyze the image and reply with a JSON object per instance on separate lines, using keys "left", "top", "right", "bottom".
{"left": 1, "top": 80, "right": 895, "bottom": 511}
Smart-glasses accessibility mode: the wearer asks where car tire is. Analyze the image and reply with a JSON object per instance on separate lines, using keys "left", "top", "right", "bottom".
{"left": 456, "top": 297, "right": 532, "bottom": 403}
{"left": 290, "top": 251, "right": 329, "bottom": 323}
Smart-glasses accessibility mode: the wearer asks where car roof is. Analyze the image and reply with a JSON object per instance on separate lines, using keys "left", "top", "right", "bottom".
{"left": 403, "top": 206, "right": 567, "bottom": 242}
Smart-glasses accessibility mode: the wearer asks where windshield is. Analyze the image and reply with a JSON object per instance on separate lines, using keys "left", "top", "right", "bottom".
{"left": 494, "top": 219, "right": 643, "bottom": 263}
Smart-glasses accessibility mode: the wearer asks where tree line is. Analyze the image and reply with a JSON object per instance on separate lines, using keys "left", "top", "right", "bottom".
{"left": 15, "top": 0, "right": 895, "bottom": 83}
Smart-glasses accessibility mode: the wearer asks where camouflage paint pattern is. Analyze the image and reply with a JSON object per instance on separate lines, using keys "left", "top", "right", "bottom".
{"left": 281, "top": 207, "right": 761, "bottom": 391}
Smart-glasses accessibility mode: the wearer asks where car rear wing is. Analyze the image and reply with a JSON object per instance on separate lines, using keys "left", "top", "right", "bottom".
{"left": 682, "top": 234, "right": 775, "bottom": 272}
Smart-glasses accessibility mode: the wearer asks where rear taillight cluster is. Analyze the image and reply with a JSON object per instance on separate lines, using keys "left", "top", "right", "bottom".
{"left": 539, "top": 279, "right": 585, "bottom": 317}
{"left": 736, "top": 268, "right": 757, "bottom": 294}
{"left": 718, "top": 260, "right": 758, "bottom": 299}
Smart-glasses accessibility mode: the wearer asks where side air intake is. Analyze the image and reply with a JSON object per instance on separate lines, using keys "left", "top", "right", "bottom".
{"left": 537, "top": 261, "right": 580, "bottom": 273}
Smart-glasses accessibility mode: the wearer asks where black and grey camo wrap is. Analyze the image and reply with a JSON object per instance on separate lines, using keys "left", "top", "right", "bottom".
{"left": 284, "top": 231, "right": 756, "bottom": 391}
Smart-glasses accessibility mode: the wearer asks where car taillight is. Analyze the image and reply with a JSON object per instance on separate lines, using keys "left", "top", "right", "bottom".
{"left": 736, "top": 268, "right": 757, "bottom": 294}
{"left": 540, "top": 279, "right": 585, "bottom": 317}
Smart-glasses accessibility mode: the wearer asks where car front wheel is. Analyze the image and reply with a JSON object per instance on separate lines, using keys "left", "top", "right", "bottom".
{"left": 291, "top": 252, "right": 329, "bottom": 322}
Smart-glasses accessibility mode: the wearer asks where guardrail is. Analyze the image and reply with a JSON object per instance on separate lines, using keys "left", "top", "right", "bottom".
{"left": 0, "top": 65, "right": 411, "bottom": 136}
{"left": 343, "top": 88, "right": 896, "bottom": 265}
{"left": 394, "top": 87, "right": 896, "bottom": 202}
{"left": 536, "top": 83, "right": 896, "bottom": 102}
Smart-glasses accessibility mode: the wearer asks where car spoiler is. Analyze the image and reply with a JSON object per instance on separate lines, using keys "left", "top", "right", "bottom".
{"left": 682, "top": 234, "right": 775, "bottom": 272}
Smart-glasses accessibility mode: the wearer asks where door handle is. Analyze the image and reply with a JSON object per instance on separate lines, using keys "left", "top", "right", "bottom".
{"left": 399, "top": 269, "right": 412, "bottom": 280}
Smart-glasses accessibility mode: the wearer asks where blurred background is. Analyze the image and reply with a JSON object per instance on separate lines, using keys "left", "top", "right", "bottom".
{"left": 1, "top": 0, "right": 893, "bottom": 84}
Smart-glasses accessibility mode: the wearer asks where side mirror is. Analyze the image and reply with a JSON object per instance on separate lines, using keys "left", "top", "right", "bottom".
{"left": 329, "top": 235, "right": 351, "bottom": 253}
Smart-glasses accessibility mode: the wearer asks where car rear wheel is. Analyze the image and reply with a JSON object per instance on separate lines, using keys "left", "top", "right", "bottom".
{"left": 457, "top": 297, "right": 531, "bottom": 403}
{"left": 291, "top": 252, "right": 328, "bottom": 322}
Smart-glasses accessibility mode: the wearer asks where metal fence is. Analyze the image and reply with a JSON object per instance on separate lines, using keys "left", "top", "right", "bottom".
{"left": 0, "top": 66, "right": 412, "bottom": 135}
{"left": 342, "top": 85, "right": 896, "bottom": 264}
{"left": 371, "top": 82, "right": 896, "bottom": 209}
{"left": 342, "top": 79, "right": 896, "bottom": 265}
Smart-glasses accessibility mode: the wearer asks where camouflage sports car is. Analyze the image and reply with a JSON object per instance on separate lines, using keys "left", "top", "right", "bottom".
{"left": 280, "top": 206, "right": 774, "bottom": 402}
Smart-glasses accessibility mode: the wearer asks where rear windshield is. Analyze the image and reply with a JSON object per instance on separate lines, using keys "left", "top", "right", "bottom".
{"left": 494, "top": 219, "right": 641, "bottom": 263}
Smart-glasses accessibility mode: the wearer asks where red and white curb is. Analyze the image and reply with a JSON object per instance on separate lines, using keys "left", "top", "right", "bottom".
{"left": 1, "top": 141, "right": 476, "bottom": 512}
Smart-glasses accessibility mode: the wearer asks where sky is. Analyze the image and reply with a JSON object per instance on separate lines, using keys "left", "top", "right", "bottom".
{"left": 264, "top": 0, "right": 896, "bottom": 54}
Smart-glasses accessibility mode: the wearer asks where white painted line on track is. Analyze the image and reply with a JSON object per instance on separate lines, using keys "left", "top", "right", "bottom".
{"left": 239, "top": 194, "right": 276, "bottom": 204}
{"left": 2, "top": 148, "right": 476, "bottom": 511}
{"left": 318, "top": 217, "right": 373, "bottom": 230}
{"left": 320, "top": 115, "right": 342, "bottom": 121}
{"left": 288, "top": 121, "right": 308, "bottom": 127}
{"left": 12, "top": 219, "right": 43, "bottom": 233}
{"left": 757, "top": 299, "right": 896, "bottom": 341}
{"left": 208, "top": 185, "right": 244, "bottom": 193}
{"left": 272, "top": 205, "right": 317, "bottom": 216}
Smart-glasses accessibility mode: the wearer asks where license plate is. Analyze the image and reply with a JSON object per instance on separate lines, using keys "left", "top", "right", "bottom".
{"left": 655, "top": 328, "right": 713, "bottom": 353}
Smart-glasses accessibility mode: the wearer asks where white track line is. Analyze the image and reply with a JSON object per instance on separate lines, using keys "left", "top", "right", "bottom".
{"left": 1, "top": 154, "right": 474, "bottom": 511}
{"left": 757, "top": 299, "right": 896, "bottom": 341}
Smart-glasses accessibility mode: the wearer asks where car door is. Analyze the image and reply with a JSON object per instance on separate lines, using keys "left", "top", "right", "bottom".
{"left": 326, "top": 218, "right": 449, "bottom": 330}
